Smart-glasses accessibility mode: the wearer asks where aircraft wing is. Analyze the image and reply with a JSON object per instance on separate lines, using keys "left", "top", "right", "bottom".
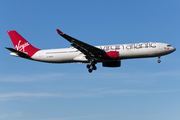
{"left": 56, "top": 29, "right": 104, "bottom": 59}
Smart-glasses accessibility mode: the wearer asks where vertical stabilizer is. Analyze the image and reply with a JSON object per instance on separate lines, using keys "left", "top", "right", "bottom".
{"left": 7, "top": 30, "right": 40, "bottom": 57}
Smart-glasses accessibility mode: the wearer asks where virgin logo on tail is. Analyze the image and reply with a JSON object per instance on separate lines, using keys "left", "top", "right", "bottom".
{"left": 15, "top": 40, "right": 30, "bottom": 52}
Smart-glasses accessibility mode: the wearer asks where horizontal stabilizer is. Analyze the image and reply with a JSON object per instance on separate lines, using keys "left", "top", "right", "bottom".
{"left": 6, "top": 47, "right": 30, "bottom": 58}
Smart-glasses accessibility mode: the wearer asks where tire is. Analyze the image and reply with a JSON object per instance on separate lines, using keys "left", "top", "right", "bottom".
{"left": 87, "top": 64, "right": 91, "bottom": 69}
{"left": 93, "top": 66, "right": 97, "bottom": 70}
{"left": 88, "top": 69, "right": 92, "bottom": 73}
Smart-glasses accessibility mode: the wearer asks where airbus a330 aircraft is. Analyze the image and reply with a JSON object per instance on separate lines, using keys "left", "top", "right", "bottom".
{"left": 6, "top": 29, "right": 176, "bottom": 73}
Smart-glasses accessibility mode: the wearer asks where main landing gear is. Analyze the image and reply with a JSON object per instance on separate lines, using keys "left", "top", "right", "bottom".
{"left": 158, "top": 56, "right": 161, "bottom": 63}
{"left": 86, "top": 60, "right": 97, "bottom": 73}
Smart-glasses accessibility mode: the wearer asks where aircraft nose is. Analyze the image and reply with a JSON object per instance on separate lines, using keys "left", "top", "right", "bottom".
{"left": 172, "top": 47, "right": 176, "bottom": 52}
{"left": 173, "top": 47, "right": 176, "bottom": 51}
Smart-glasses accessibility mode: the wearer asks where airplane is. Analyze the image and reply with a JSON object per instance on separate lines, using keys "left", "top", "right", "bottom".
{"left": 6, "top": 29, "right": 176, "bottom": 73}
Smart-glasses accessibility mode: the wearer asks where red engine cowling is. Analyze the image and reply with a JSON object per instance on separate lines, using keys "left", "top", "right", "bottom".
{"left": 100, "top": 51, "right": 119, "bottom": 60}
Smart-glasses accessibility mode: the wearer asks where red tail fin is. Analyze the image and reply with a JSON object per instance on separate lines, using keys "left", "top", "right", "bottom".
{"left": 7, "top": 30, "right": 40, "bottom": 57}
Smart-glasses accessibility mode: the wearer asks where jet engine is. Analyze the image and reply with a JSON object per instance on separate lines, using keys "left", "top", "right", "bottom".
{"left": 102, "top": 60, "right": 121, "bottom": 67}
{"left": 100, "top": 51, "right": 121, "bottom": 67}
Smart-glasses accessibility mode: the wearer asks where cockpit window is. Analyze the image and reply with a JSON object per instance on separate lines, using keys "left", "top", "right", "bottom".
{"left": 167, "top": 45, "right": 171, "bottom": 47}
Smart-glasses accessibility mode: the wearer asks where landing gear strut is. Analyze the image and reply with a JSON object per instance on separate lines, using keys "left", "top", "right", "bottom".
{"left": 87, "top": 64, "right": 97, "bottom": 73}
{"left": 158, "top": 56, "right": 161, "bottom": 63}
{"left": 86, "top": 60, "right": 97, "bottom": 73}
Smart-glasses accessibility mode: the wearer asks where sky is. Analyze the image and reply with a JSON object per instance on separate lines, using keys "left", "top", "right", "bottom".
{"left": 0, "top": 0, "right": 180, "bottom": 120}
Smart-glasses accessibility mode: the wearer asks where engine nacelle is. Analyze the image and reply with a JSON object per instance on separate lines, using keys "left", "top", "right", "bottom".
{"left": 100, "top": 51, "right": 119, "bottom": 60}
{"left": 102, "top": 60, "right": 121, "bottom": 67}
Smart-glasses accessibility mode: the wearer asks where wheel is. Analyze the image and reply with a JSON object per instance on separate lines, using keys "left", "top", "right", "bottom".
{"left": 86, "top": 64, "right": 91, "bottom": 69}
{"left": 88, "top": 69, "right": 92, "bottom": 73}
{"left": 92, "top": 66, "right": 97, "bottom": 70}
{"left": 158, "top": 60, "right": 161, "bottom": 63}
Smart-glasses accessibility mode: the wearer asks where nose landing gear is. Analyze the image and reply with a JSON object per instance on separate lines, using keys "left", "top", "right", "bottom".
{"left": 158, "top": 56, "right": 161, "bottom": 63}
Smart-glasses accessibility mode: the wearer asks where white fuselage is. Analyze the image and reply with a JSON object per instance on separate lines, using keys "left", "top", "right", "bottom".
{"left": 29, "top": 42, "right": 175, "bottom": 63}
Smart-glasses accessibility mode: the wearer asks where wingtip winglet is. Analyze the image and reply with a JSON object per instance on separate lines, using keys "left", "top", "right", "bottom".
{"left": 56, "top": 29, "right": 64, "bottom": 35}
